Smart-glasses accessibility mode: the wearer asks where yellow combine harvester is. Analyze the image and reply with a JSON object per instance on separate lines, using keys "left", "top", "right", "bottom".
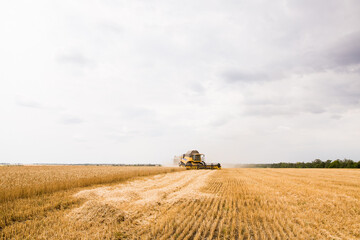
{"left": 175, "top": 150, "right": 221, "bottom": 170}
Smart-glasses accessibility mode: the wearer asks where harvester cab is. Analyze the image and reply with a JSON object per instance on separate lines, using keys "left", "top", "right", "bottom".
{"left": 176, "top": 150, "right": 221, "bottom": 170}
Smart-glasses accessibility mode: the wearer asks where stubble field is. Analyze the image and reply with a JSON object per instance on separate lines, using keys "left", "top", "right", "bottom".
{"left": 1, "top": 166, "right": 359, "bottom": 239}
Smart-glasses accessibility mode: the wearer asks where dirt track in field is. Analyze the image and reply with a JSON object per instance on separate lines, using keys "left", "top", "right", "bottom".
{"left": 69, "top": 170, "right": 215, "bottom": 226}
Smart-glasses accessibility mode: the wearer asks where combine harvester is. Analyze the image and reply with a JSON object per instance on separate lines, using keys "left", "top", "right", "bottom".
{"left": 174, "top": 150, "right": 221, "bottom": 170}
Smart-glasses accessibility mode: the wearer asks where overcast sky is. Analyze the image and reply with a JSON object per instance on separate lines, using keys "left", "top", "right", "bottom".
{"left": 1, "top": 0, "right": 360, "bottom": 165}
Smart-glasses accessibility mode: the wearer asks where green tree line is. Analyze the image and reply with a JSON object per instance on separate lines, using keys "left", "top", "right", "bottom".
{"left": 243, "top": 159, "right": 360, "bottom": 168}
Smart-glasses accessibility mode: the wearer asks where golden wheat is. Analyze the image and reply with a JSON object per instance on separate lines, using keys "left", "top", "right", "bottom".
{"left": 0, "top": 165, "right": 181, "bottom": 202}
{"left": 0, "top": 165, "right": 182, "bottom": 236}
{"left": 1, "top": 168, "right": 359, "bottom": 239}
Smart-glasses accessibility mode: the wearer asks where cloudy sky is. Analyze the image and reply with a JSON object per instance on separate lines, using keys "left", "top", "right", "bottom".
{"left": 1, "top": 0, "right": 360, "bottom": 165}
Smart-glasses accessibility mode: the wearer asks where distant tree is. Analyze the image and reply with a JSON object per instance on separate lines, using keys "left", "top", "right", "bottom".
{"left": 246, "top": 159, "right": 360, "bottom": 168}
{"left": 343, "top": 159, "right": 355, "bottom": 168}
{"left": 305, "top": 162, "right": 312, "bottom": 168}
{"left": 356, "top": 161, "right": 360, "bottom": 168}
{"left": 312, "top": 159, "right": 324, "bottom": 168}
{"left": 329, "top": 160, "right": 341, "bottom": 168}
{"left": 295, "top": 162, "right": 303, "bottom": 168}
{"left": 325, "top": 160, "right": 332, "bottom": 168}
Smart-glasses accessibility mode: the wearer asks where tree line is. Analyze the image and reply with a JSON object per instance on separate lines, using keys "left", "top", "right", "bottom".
{"left": 242, "top": 159, "right": 360, "bottom": 168}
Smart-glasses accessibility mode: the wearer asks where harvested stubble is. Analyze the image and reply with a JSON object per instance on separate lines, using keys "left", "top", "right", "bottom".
{"left": 134, "top": 169, "right": 360, "bottom": 239}
{"left": 1, "top": 168, "right": 360, "bottom": 239}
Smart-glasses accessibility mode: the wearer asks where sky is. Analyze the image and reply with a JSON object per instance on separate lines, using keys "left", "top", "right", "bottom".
{"left": 1, "top": 0, "right": 360, "bottom": 165}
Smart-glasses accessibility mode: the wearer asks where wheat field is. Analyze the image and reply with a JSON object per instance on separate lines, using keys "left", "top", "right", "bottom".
{"left": 0, "top": 165, "right": 181, "bottom": 202}
{"left": 1, "top": 167, "right": 359, "bottom": 239}
{"left": 0, "top": 165, "right": 182, "bottom": 236}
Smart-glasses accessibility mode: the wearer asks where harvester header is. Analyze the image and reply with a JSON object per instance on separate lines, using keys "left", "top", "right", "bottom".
{"left": 174, "top": 150, "right": 221, "bottom": 170}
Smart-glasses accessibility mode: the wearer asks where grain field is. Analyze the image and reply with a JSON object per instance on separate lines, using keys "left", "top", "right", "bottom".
{"left": 1, "top": 168, "right": 360, "bottom": 239}
{"left": 0, "top": 165, "right": 181, "bottom": 202}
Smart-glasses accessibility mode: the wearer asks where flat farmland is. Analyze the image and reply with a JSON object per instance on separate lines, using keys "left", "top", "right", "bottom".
{"left": 1, "top": 167, "right": 360, "bottom": 239}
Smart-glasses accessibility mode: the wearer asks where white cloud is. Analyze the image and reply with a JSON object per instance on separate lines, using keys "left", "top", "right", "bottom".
{"left": 1, "top": 0, "right": 360, "bottom": 164}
